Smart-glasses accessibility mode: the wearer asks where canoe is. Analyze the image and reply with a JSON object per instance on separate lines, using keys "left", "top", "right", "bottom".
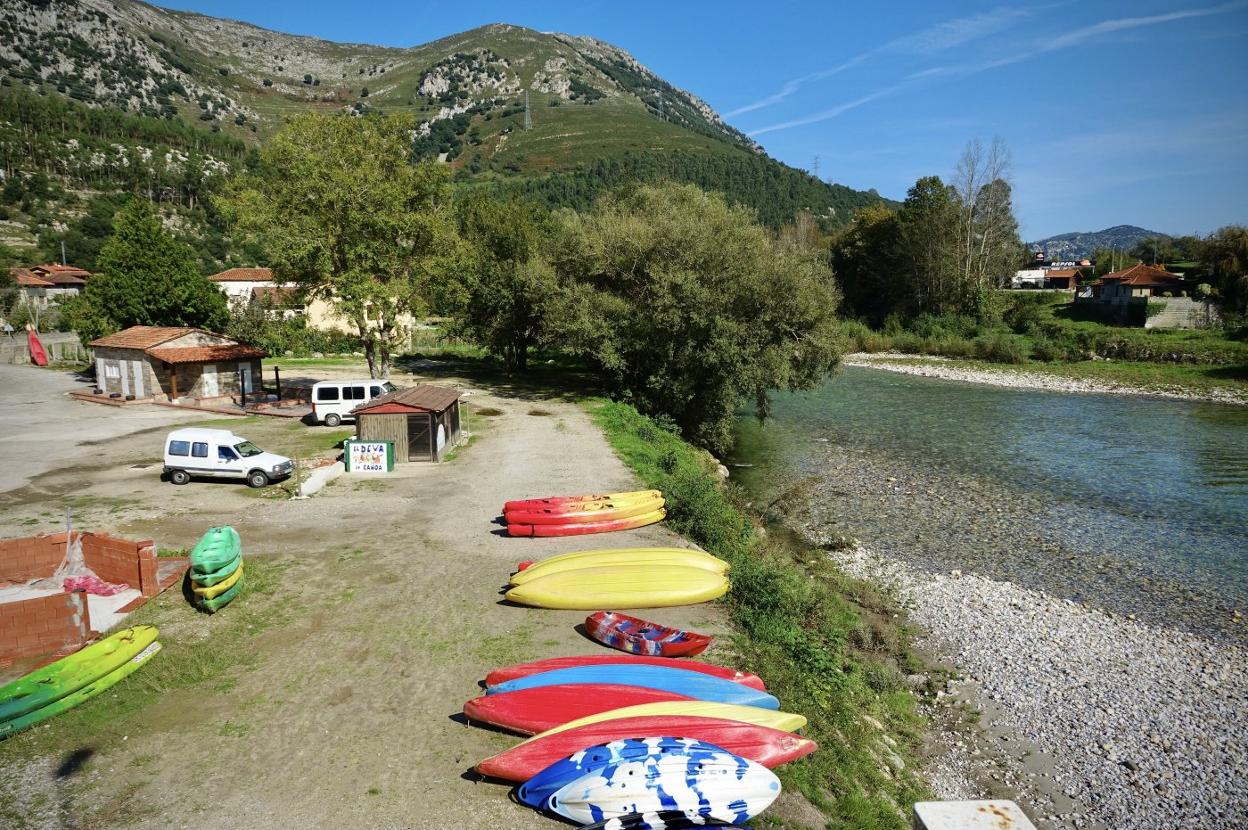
{"left": 536, "top": 701, "right": 807, "bottom": 737}
{"left": 190, "top": 553, "right": 241, "bottom": 587}
{"left": 518, "top": 736, "right": 741, "bottom": 809}
{"left": 0, "top": 640, "right": 161, "bottom": 740}
{"left": 509, "top": 548, "right": 727, "bottom": 586}
{"left": 192, "top": 561, "right": 243, "bottom": 599}
{"left": 0, "top": 625, "right": 159, "bottom": 724}
{"left": 586, "top": 610, "right": 712, "bottom": 657}
{"left": 547, "top": 747, "right": 781, "bottom": 825}
{"left": 505, "top": 492, "right": 664, "bottom": 518}
{"left": 190, "top": 526, "right": 241, "bottom": 574}
{"left": 464, "top": 684, "right": 693, "bottom": 736}
{"left": 487, "top": 665, "right": 778, "bottom": 709}
{"left": 508, "top": 508, "right": 666, "bottom": 538}
{"left": 486, "top": 656, "right": 764, "bottom": 691}
{"left": 577, "top": 811, "right": 747, "bottom": 830}
{"left": 504, "top": 498, "right": 663, "bottom": 526}
{"left": 504, "top": 490, "right": 662, "bottom": 512}
{"left": 196, "top": 574, "right": 243, "bottom": 612}
{"left": 27, "top": 326, "right": 47, "bottom": 367}
{"left": 475, "top": 715, "right": 816, "bottom": 782}
{"left": 504, "top": 564, "right": 727, "bottom": 609}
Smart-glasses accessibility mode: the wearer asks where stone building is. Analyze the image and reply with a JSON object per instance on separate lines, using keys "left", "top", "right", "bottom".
{"left": 89, "top": 326, "right": 264, "bottom": 402}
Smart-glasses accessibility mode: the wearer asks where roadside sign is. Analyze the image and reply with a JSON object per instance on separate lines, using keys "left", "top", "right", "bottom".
{"left": 344, "top": 440, "right": 394, "bottom": 473}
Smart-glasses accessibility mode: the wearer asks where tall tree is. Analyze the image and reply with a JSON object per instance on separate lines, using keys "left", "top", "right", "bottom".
{"left": 952, "top": 138, "right": 1021, "bottom": 313}
{"left": 61, "top": 199, "right": 228, "bottom": 344}
{"left": 893, "top": 176, "right": 960, "bottom": 316}
{"left": 221, "top": 113, "right": 465, "bottom": 378}
{"left": 831, "top": 204, "right": 901, "bottom": 324}
{"left": 1206, "top": 225, "right": 1248, "bottom": 319}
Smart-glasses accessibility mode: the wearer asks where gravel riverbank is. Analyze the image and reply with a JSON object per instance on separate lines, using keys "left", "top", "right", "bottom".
{"left": 843, "top": 352, "right": 1248, "bottom": 405}
{"left": 834, "top": 546, "right": 1248, "bottom": 830}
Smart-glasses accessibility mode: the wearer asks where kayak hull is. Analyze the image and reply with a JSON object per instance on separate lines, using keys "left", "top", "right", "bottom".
{"left": 503, "top": 490, "right": 661, "bottom": 513}
{"left": 486, "top": 665, "right": 778, "bottom": 709}
{"left": 192, "top": 561, "right": 243, "bottom": 599}
{"left": 504, "top": 498, "right": 663, "bottom": 526}
{"left": 586, "top": 610, "right": 713, "bottom": 657}
{"left": 485, "top": 655, "right": 765, "bottom": 691}
{"left": 508, "top": 508, "right": 666, "bottom": 538}
{"left": 534, "top": 700, "right": 806, "bottom": 739}
{"left": 464, "top": 684, "right": 692, "bottom": 736}
{"left": 190, "top": 526, "right": 241, "bottom": 574}
{"left": 196, "top": 574, "right": 243, "bottom": 612}
{"left": 504, "top": 563, "right": 728, "bottom": 610}
{"left": 509, "top": 548, "right": 727, "bottom": 586}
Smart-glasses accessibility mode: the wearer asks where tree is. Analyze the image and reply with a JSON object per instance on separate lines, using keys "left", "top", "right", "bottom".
{"left": 548, "top": 182, "right": 843, "bottom": 454}
{"left": 1206, "top": 225, "right": 1248, "bottom": 319}
{"left": 220, "top": 113, "right": 466, "bottom": 378}
{"left": 451, "top": 194, "right": 557, "bottom": 372}
{"left": 892, "top": 176, "right": 960, "bottom": 316}
{"left": 831, "top": 204, "right": 901, "bottom": 324}
{"left": 952, "top": 138, "right": 1021, "bottom": 313}
{"left": 61, "top": 199, "right": 229, "bottom": 344}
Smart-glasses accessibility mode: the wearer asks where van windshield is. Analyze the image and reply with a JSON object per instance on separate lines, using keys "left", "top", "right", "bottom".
{"left": 384, "top": 382, "right": 398, "bottom": 392}
{"left": 233, "top": 441, "right": 264, "bottom": 458}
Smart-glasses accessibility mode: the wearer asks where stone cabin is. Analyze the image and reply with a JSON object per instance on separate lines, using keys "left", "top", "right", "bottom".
{"left": 89, "top": 326, "right": 264, "bottom": 402}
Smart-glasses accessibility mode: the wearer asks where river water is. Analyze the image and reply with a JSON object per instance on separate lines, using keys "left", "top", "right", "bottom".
{"left": 732, "top": 366, "right": 1248, "bottom": 641}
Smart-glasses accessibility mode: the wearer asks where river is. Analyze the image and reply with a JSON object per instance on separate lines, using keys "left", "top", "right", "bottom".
{"left": 732, "top": 365, "right": 1248, "bottom": 642}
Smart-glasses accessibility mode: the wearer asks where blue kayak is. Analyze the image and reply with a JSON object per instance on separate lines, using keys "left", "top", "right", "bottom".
{"left": 486, "top": 665, "right": 780, "bottom": 709}
{"left": 518, "top": 737, "right": 729, "bottom": 810}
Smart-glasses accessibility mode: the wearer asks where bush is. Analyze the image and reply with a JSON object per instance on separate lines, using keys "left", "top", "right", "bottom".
{"left": 974, "top": 332, "right": 1027, "bottom": 363}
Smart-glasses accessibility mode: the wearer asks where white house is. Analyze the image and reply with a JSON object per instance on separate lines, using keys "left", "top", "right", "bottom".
{"left": 207, "top": 267, "right": 281, "bottom": 308}
{"left": 1011, "top": 268, "right": 1046, "bottom": 289}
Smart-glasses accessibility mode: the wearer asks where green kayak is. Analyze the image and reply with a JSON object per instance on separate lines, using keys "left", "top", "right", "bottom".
{"left": 190, "top": 553, "right": 241, "bottom": 587}
{"left": 0, "top": 626, "right": 159, "bottom": 724}
{"left": 196, "top": 574, "right": 244, "bottom": 612}
{"left": 190, "top": 526, "right": 241, "bottom": 575}
{"left": 1, "top": 640, "right": 161, "bottom": 740}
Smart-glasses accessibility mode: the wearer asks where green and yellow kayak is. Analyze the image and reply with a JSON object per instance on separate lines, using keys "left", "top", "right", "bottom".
{"left": 197, "top": 574, "right": 244, "bottom": 612}
{"left": 192, "top": 561, "right": 243, "bottom": 599}
{"left": 1, "top": 640, "right": 161, "bottom": 739}
{"left": 0, "top": 625, "right": 159, "bottom": 724}
{"left": 190, "top": 526, "right": 241, "bottom": 575}
{"left": 191, "top": 553, "right": 241, "bottom": 587}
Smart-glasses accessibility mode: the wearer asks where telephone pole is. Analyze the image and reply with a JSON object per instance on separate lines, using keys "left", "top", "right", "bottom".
{"left": 523, "top": 91, "right": 532, "bottom": 131}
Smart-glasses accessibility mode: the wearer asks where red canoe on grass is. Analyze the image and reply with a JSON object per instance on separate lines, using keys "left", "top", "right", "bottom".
{"left": 485, "top": 655, "right": 765, "bottom": 691}
{"left": 504, "top": 499, "right": 663, "bottom": 526}
{"left": 508, "top": 509, "right": 665, "bottom": 537}
{"left": 503, "top": 490, "right": 662, "bottom": 513}
{"left": 27, "top": 326, "right": 47, "bottom": 367}
{"left": 475, "top": 715, "right": 817, "bottom": 782}
{"left": 586, "top": 610, "right": 712, "bottom": 657}
{"left": 464, "top": 684, "right": 693, "bottom": 736}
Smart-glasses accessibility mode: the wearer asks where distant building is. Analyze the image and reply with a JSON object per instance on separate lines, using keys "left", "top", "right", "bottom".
{"left": 206, "top": 266, "right": 414, "bottom": 334}
{"left": 10, "top": 264, "right": 91, "bottom": 307}
{"left": 1044, "top": 268, "right": 1080, "bottom": 290}
{"left": 1012, "top": 268, "right": 1046, "bottom": 289}
{"left": 1094, "top": 263, "right": 1186, "bottom": 300}
{"left": 89, "top": 325, "right": 264, "bottom": 403}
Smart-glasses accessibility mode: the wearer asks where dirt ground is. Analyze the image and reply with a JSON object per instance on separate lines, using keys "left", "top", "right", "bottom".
{"left": 0, "top": 362, "right": 739, "bottom": 829}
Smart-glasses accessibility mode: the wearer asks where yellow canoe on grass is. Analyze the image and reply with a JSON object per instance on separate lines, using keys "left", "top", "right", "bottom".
{"left": 510, "top": 547, "right": 729, "bottom": 586}
{"left": 504, "top": 564, "right": 729, "bottom": 610}
{"left": 191, "top": 561, "right": 243, "bottom": 599}
{"left": 527, "top": 701, "right": 807, "bottom": 740}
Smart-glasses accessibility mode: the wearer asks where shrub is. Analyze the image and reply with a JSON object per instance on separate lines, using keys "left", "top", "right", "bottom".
{"left": 974, "top": 332, "right": 1027, "bottom": 364}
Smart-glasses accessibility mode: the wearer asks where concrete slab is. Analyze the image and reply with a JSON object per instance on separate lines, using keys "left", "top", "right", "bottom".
{"left": 914, "top": 800, "right": 1037, "bottom": 830}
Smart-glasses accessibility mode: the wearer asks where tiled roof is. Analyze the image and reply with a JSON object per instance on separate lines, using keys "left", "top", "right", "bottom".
{"left": 209, "top": 267, "right": 274, "bottom": 282}
{"left": 1102, "top": 263, "right": 1183, "bottom": 286}
{"left": 250, "top": 286, "right": 300, "bottom": 306}
{"left": 1046, "top": 268, "right": 1080, "bottom": 278}
{"left": 29, "top": 264, "right": 90, "bottom": 285}
{"left": 89, "top": 326, "right": 199, "bottom": 349}
{"left": 147, "top": 344, "right": 265, "bottom": 364}
{"left": 353, "top": 384, "right": 461, "bottom": 414}
{"left": 12, "top": 269, "right": 54, "bottom": 287}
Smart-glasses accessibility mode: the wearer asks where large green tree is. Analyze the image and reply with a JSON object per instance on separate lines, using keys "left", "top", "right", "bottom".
{"left": 831, "top": 203, "right": 901, "bottom": 324}
{"left": 893, "top": 176, "right": 960, "bottom": 317}
{"left": 221, "top": 113, "right": 465, "bottom": 378}
{"left": 1207, "top": 225, "right": 1248, "bottom": 319}
{"left": 548, "top": 181, "right": 843, "bottom": 454}
{"left": 62, "top": 199, "right": 228, "bottom": 344}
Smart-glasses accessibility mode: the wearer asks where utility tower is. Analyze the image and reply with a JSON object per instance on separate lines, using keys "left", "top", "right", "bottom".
{"left": 657, "top": 95, "right": 664, "bottom": 122}
{"left": 523, "top": 91, "right": 532, "bottom": 131}
{"left": 812, "top": 154, "right": 820, "bottom": 179}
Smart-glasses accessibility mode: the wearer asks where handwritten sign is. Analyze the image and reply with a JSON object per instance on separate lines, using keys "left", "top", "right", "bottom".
{"left": 348, "top": 441, "right": 390, "bottom": 473}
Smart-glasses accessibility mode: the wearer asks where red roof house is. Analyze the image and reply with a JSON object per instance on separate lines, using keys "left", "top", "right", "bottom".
{"left": 88, "top": 326, "right": 265, "bottom": 402}
{"left": 1096, "top": 263, "right": 1185, "bottom": 299}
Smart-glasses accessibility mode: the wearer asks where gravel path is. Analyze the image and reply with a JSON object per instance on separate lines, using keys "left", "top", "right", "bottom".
{"left": 843, "top": 352, "right": 1248, "bottom": 405}
{"left": 836, "top": 546, "right": 1248, "bottom": 830}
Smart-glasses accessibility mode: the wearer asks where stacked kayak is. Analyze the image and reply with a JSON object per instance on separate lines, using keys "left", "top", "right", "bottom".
{"left": 505, "top": 490, "right": 666, "bottom": 537}
{"left": 0, "top": 626, "right": 161, "bottom": 739}
{"left": 189, "top": 526, "right": 244, "bottom": 613}
{"left": 505, "top": 547, "right": 729, "bottom": 609}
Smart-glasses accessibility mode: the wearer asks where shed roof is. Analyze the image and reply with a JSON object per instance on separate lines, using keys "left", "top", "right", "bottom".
{"left": 1101, "top": 263, "right": 1184, "bottom": 286}
{"left": 209, "top": 267, "right": 274, "bottom": 282}
{"left": 1046, "top": 268, "right": 1080, "bottom": 278}
{"left": 147, "top": 344, "right": 265, "bottom": 364}
{"left": 30, "top": 264, "right": 90, "bottom": 285}
{"left": 90, "top": 326, "right": 202, "bottom": 349}
{"left": 353, "top": 384, "right": 462, "bottom": 414}
{"left": 12, "top": 269, "right": 54, "bottom": 287}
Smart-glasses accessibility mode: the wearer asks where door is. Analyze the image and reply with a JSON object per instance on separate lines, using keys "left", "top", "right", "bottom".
{"left": 238, "top": 363, "right": 253, "bottom": 395}
{"left": 407, "top": 414, "right": 431, "bottom": 462}
{"left": 202, "top": 364, "right": 218, "bottom": 396}
{"left": 216, "top": 444, "right": 241, "bottom": 478}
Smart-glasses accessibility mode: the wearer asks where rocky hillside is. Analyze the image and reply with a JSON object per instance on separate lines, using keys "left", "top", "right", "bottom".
{"left": 1031, "top": 225, "right": 1170, "bottom": 260}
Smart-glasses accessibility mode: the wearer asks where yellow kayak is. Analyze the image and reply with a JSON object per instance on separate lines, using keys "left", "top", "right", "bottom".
{"left": 510, "top": 547, "right": 728, "bottom": 586}
{"left": 192, "top": 561, "right": 243, "bottom": 599}
{"left": 505, "top": 564, "right": 729, "bottom": 609}
{"left": 528, "top": 700, "right": 807, "bottom": 740}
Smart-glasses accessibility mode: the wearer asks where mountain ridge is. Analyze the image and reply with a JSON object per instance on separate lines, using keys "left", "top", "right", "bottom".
{"left": 1029, "top": 224, "right": 1171, "bottom": 260}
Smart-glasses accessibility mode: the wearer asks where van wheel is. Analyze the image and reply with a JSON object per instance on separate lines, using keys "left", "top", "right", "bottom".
{"left": 324, "top": 413, "right": 342, "bottom": 427}
{"left": 170, "top": 470, "right": 190, "bottom": 486}
{"left": 247, "top": 470, "right": 270, "bottom": 488}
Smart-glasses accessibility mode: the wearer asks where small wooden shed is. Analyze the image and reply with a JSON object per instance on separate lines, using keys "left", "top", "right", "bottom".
{"left": 352, "top": 384, "right": 463, "bottom": 462}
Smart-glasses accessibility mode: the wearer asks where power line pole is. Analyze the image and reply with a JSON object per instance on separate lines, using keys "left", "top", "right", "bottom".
{"left": 523, "top": 90, "right": 532, "bottom": 131}
{"left": 812, "top": 154, "right": 820, "bottom": 179}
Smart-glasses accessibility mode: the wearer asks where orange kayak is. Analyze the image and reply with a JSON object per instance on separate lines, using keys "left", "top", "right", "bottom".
{"left": 504, "top": 498, "right": 663, "bottom": 526}
{"left": 508, "top": 508, "right": 665, "bottom": 537}
{"left": 503, "top": 490, "right": 661, "bottom": 513}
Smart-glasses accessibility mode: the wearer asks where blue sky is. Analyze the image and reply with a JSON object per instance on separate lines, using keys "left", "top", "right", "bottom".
{"left": 159, "top": 0, "right": 1248, "bottom": 239}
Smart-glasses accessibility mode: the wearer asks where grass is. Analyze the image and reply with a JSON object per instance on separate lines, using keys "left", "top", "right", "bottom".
{"left": 587, "top": 399, "right": 927, "bottom": 829}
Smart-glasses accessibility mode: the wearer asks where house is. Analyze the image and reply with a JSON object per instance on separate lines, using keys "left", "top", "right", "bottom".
{"left": 12, "top": 269, "right": 55, "bottom": 309}
{"left": 10, "top": 264, "right": 91, "bottom": 307}
{"left": 353, "top": 384, "right": 463, "bottom": 462}
{"left": 249, "top": 285, "right": 304, "bottom": 320}
{"left": 1012, "top": 268, "right": 1046, "bottom": 289}
{"left": 207, "top": 267, "right": 278, "bottom": 308}
{"left": 1095, "top": 263, "right": 1186, "bottom": 301}
{"left": 1045, "top": 268, "right": 1080, "bottom": 290}
{"left": 89, "top": 326, "right": 264, "bottom": 403}
{"left": 208, "top": 266, "right": 350, "bottom": 331}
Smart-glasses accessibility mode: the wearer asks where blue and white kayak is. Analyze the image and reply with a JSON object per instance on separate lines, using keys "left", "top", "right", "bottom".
{"left": 576, "top": 812, "right": 745, "bottom": 829}
{"left": 486, "top": 666, "right": 779, "bottom": 710}
{"left": 548, "top": 745, "right": 781, "bottom": 825}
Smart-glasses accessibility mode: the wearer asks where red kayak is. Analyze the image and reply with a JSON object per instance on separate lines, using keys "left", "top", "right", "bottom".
{"left": 504, "top": 499, "right": 662, "bottom": 526}
{"left": 27, "top": 326, "right": 47, "bottom": 367}
{"left": 508, "top": 508, "right": 665, "bottom": 537}
{"left": 486, "top": 655, "right": 765, "bottom": 691}
{"left": 464, "top": 684, "right": 693, "bottom": 736}
{"left": 503, "top": 490, "right": 662, "bottom": 513}
{"left": 475, "top": 715, "right": 817, "bottom": 782}
{"left": 586, "top": 610, "right": 712, "bottom": 657}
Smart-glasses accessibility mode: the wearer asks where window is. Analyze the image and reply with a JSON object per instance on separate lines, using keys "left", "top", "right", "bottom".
{"left": 316, "top": 387, "right": 340, "bottom": 401}
{"left": 369, "top": 385, "right": 384, "bottom": 398}
{"left": 218, "top": 446, "right": 238, "bottom": 461}
{"left": 192, "top": 442, "right": 209, "bottom": 458}
{"left": 233, "top": 441, "right": 263, "bottom": 458}
{"left": 383, "top": 382, "right": 398, "bottom": 392}
{"left": 105, "top": 364, "right": 120, "bottom": 378}
{"left": 168, "top": 440, "right": 190, "bottom": 456}
{"left": 346, "top": 386, "right": 366, "bottom": 400}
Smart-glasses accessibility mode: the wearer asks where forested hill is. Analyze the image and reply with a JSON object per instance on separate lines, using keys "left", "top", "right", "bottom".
{"left": 1031, "top": 225, "right": 1170, "bottom": 259}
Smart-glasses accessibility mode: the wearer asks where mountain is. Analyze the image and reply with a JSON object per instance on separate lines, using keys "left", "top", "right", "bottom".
{"left": 1029, "top": 225, "right": 1171, "bottom": 260}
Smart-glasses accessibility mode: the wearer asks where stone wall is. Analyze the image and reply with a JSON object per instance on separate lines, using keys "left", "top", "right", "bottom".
{"left": 0, "top": 331, "right": 91, "bottom": 365}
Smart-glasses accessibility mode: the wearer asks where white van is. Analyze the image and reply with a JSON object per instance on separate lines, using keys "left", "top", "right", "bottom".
{"left": 310, "top": 379, "right": 397, "bottom": 426}
{"left": 163, "top": 428, "right": 294, "bottom": 488}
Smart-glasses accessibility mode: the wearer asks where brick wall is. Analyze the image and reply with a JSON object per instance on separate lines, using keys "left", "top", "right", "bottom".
{"left": 0, "top": 591, "right": 92, "bottom": 666}
{"left": 81, "top": 533, "right": 158, "bottom": 596}
{"left": 0, "top": 531, "right": 73, "bottom": 581}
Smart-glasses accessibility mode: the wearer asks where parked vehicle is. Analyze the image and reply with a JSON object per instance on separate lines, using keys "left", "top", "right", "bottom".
{"left": 163, "top": 428, "right": 294, "bottom": 488}
{"left": 310, "top": 379, "right": 397, "bottom": 426}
